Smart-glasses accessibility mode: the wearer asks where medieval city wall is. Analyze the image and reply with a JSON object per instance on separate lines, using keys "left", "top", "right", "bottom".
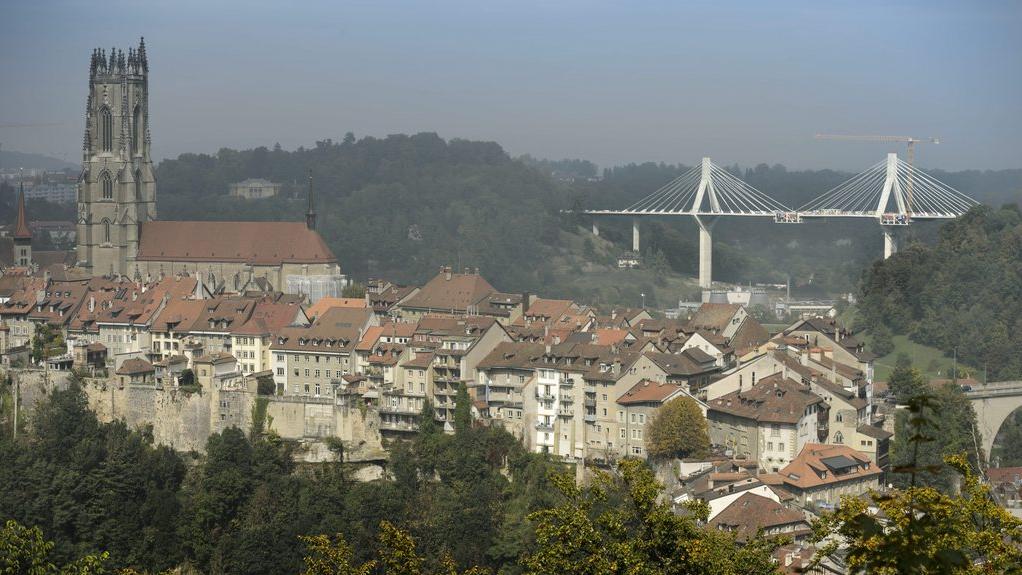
{"left": 5, "top": 366, "right": 384, "bottom": 463}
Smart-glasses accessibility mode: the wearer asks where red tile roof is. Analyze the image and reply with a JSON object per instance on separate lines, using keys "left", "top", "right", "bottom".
{"left": 780, "top": 443, "right": 882, "bottom": 490}
{"left": 399, "top": 270, "right": 495, "bottom": 312}
{"left": 617, "top": 379, "right": 684, "bottom": 406}
{"left": 709, "top": 493, "right": 810, "bottom": 542}
{"left": 136, "top": 221, "right": 336, "bottom": 265}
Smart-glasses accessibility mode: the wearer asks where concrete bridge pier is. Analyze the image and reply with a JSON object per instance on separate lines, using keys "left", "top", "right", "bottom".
{"left": 632, "top": 218, "right": 640, "bottom": 253}
{"left": 695, "top": 215, "right": 717, "bottom": 289}
{"left": 882, "top": 227, "right": 898, "bottom": 259}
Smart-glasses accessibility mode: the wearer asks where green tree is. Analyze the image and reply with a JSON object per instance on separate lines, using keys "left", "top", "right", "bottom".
{"left": 870, "top": 323, "right": 894, "bottom": 357}
{"left": 1, "top": 519, "right": 110, "bottom": 575}
{"left": 812, "top": 393, "right": 1022, "bottom": 574}
{"left": 889, "top": 365, "right": 928, "bottom": 402}
{"left": 644, "top": 397, "right": 710, "bottom": 460}
{"left": 889, "top": 387, "right": 982, "bottom": 493}
{"left": 523, "top": 459, "right": 780, "bottom": 575}
{"left": 453, "top": 382, "right": 472, "bottom": 433}
{"left": 341, "top": 283, "right": 366, "bottom": 298}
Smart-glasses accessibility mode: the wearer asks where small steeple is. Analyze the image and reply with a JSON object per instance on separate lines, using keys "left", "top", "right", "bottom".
{"left": 14, "top": 174, "right": 31, "bottom": 241}
{"left": 306, "top": 171, "right": 317, "bottom": 230}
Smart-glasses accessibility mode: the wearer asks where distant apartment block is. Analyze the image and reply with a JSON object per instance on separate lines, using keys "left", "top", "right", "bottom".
{"left": 25, "top": 184, "right": 77, "bottom": 203}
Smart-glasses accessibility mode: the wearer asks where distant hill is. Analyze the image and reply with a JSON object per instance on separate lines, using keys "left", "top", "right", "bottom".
{"left": 0, "top": 149, "right": 79, "bottom": 171}
{"left": 154, "top": 134, "right": 1022, "bottom": 303}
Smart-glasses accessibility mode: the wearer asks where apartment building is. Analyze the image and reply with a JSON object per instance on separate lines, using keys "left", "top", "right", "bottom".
{"left": 707, "top": 373, "right": 826, "bottom": 472}
{"left": 271, "top": 306, "right": 375, "bottom": 396}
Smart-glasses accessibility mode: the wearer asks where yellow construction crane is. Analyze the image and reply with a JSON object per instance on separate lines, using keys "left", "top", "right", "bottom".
{"left": 815, "top": 133, "right": 940, "bottom": 218}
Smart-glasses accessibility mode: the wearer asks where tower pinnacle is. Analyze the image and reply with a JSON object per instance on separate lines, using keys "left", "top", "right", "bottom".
{"left": 306, "top": 171, "right": 317, "bottom": 230}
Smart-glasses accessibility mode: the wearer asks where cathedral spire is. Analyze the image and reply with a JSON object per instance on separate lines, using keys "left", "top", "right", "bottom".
{"left": 306, "top": 171, "right": 317, "bottom": 230}
{"left": 15, "top": 176, "right": 31, "bottom": 241}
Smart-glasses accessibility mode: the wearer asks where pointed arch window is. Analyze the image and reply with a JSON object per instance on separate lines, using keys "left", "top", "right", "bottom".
{"left": 102, "top": 219, "right": 111, "bottom": 244}
{"left": 834, "top": 431, "right": 843, "bottom": 444}
{"left": 134, "top": 170, "right": 143, "bottom": 201}
{"left": 101, "top": 172, "right": 113, "bottom": 200}
{"left": 132, "top": 105, "right": 142, "bottom": 155}
{"left": 100, "top": 106, "right": 113, "bottom": 151}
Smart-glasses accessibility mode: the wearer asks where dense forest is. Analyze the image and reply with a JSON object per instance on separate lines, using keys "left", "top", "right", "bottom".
{"left": 858, "top": 204, "right": 1022, "bottom": 381}
{"left": 3, "top": 381, "right": 1020, "bottom": 574}
{"left": 0, "top": 382, "right": 786, "bottom": 574}
{"left": 151, "top": 134, "right": 1022, "bottom": 299}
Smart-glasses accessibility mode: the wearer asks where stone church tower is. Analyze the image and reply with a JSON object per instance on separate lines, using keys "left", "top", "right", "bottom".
{"left": 77, "top": 38, "right": 156, "bottom": 277}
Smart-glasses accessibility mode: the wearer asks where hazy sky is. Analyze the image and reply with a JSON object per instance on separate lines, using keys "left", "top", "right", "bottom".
{"left": 2, "top": 0, "right": 1020, "bottom": 170}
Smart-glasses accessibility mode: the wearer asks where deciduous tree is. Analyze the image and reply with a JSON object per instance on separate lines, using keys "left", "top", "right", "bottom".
{"left": 644, "top": 396, "right": 710, "bottom": 461}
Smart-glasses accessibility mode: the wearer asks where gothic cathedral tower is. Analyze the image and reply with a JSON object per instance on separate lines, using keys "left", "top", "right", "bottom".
{"left": 77, "top": 38, "right": 156, "bottom": 277}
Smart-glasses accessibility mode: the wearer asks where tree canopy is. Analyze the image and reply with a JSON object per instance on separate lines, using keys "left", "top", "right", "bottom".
{"left": 859, "top": 204, "right": 1022, "bottom": 380}
{"left": 644, "top": 396, "right": 710, "bottom": 461}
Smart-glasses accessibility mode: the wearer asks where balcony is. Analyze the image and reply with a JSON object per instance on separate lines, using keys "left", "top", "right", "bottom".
{"left": 536, "top": 421, "right": 554, "bottom": 431}
{"left": 584, "top": 397, "right": 597, "bottom": 408}
{"left": 561, "top": 377, "right": 575, "bottom": 388}
{"left": 378, "top": 404, "right": 420, "bottom": 415}
{"left": 380, "top": 420, "right": 419, "bottom": 432}
{"left": 560, "top": 394, "right": 574, "bottom": 403}
{"left": 584, "top": 414, "right": 597, "bottom": 423}
{"left": 558, "top": 407, "right": 574, "bottom": 417}
{"left": 536, "top": 389, "right": 556, "bottom": 400}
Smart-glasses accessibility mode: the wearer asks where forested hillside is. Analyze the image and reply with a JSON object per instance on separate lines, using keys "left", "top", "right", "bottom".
{"left": 858, "top": 205, "right": 1022, "bottom": 380}
{"left": 154, "top": 134, "right": 1022, "bottom": 299}
{"left": 0, "top": 382, "right": 786, "bottom": 575}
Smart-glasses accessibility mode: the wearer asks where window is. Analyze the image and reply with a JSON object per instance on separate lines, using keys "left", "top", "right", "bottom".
{"left": 315, "top": 383, "right": 321, "bottom": 396}
{"left": 617, "top": 411, "right": 624, "bottom": 422}
{"left": 304, "top": 384, "right": 310, "bottom": 393}
{"left": 101, "top": 173, "right": 113, "bottom": 200}
{"left": 836, "top": 413, "right": 843, "bottom": 423}
{"left": 601, "top": 393, "right": 607, "bottom": 401}
{"left": 102, "top": 219, "right": 111, "bottom": 243}
{"left": 632, "top": 446, "right": 642, "bottom": 455}
{"left": 315, "top": 370, "right": 320, "bottom": 378}
{"left": 834, "top": 431, "right": 844, "bottom": 443}
{"left": 304, "top": 369, "right": 309, "bottom": 377}
{"left": 638, "top": 414, "right": 645, "bottom": 424}
{"left": 293, "top": 369, "right": 299, "bottom": 376}
{"left": 620, "top": 428, "right": 626, "bottom": 439}
{"left": 100, "top": 106, "right": 112, "bottom": 151}
{"left": 134, "top": 170, "right": 143, "bottom": 201}
{"left": 768, "top": 442, "right": 773, "bottom": 450}
{"left": 630, "top": 414, "right": 636, "bottom": 423}
{"left": 325, "top": 370, "right": 331, "bottom": 378}
{"left": 778, "top": 442, "right": 784, "bottom": 451}
{"left": 602, "top": 408, "right": 607, "bottom": 416}
{"left": 276, "top": 368, "right": 284, "bottom": 376}
{"left": 132, "top": 104, "right": 142, "bottom": 155}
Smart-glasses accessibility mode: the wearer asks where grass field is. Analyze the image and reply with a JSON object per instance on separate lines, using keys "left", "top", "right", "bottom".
{"left": 872, "top": 334, "right": 955, "bottom": 382}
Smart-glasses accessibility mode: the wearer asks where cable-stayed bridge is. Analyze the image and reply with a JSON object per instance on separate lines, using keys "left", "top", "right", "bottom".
{"left": 581, "top": 153, "right": 978, "bottom": 289}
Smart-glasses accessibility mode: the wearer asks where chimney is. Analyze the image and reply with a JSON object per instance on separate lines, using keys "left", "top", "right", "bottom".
{"left": 522, "top": 291, "right": 530, "bottom": 313}
{"left": 89, "top": 296, "right": 95, "bottom": 312}
{"left": 613, "top": 359, "right": 621, "bottom": 376}
{"left": 445, "top": 266, "right": 452, "bottom": 281}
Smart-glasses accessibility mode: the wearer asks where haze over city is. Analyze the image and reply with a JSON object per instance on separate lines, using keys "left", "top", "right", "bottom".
{"left": 2, "top": 0, "right": 1021, "bottom": 170}
{"left": 2, "top": 1, "right": 1022, "bottom": 573}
